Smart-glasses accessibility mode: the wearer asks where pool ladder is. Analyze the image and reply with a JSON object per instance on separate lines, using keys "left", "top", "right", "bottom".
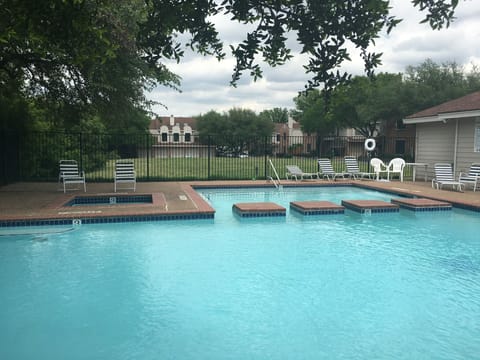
{"left": 267, "top": 159, "right": 283, "bottom": 190}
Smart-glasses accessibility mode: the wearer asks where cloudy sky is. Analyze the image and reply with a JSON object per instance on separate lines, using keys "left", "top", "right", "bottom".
{"left": 147, "top": 0, "right": 480, "bottom": 117}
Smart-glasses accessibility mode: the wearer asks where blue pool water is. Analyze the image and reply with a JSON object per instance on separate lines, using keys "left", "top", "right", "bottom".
{"left": 1, "top": 187, "right": 479, "bottom": 360}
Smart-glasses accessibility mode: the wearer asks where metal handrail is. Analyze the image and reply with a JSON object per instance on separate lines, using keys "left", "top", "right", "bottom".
{"left": 268, "top": 158, "right": 282, "bottom": 189}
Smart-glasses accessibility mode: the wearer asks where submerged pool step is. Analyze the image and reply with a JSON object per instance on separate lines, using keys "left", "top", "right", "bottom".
{"left": 233, "top": 202, "right": 286, "bottom": 217}
{"left": 233, "top": 198, "right": 453, "bottom": 218}
{"left": 290, "top": 201, "right": 345, "bottom": 215}
{"left": 391, "top": 198, "right": 452, "bottom": 211}
{"left": 341, "top": 200, "right": 399, "bottom": 214}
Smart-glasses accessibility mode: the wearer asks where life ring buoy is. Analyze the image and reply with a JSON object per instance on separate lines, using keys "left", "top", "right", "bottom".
{"left": 364, "top": 138, "right": 376, "bottom": 151}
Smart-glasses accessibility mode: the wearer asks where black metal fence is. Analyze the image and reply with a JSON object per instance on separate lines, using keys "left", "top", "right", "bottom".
{"left": 0, "top": 130, "right": 415, "bottom": 184}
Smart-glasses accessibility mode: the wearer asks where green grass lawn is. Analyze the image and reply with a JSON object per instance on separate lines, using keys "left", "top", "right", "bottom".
{"left": 85, "top": 156, "right": 413, "bottom": 181}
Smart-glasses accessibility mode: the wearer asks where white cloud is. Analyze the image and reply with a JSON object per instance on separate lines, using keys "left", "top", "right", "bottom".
{"left": 147, "top": 0, "right": 480, "bottom": 117}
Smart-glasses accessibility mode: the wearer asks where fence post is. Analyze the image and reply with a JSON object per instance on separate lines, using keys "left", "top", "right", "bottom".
{"left": 264, "top": 136, "right": 268, "bottom": 179}
{"left": 207, "top": 135, "right": 211, "bottom": 180}
{"left": 79, "top": 132, "right": 84, "bottom": 172}
{"left": 146, "top": 133, "right": 150, "bottom": 180}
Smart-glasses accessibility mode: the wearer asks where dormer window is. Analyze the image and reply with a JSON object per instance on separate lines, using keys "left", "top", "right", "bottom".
{"left": 183, "top": 124, "right": 192, "bottom": 143}
{"left": 160, "top": 125, "right": 169, "bottom": 142}
{"left": 172, "top": 124, "right": 180, "bottom": 142}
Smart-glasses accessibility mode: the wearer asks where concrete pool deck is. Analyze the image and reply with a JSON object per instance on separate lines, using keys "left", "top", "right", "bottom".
{"left": 1, "top": 179, "right": 479, "bottom": 224}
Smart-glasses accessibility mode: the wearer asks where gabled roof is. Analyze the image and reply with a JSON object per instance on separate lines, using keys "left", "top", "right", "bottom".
{"left": 150, "top": 116, "right": 197, "bottom": 130}
{"left": 404, "top": 91, "right": 480, "bottom": 124}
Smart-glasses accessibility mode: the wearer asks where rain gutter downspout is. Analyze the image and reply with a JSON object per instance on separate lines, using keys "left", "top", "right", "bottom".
{"left": 453, "top": 119, "right": 459, "bottom": 175}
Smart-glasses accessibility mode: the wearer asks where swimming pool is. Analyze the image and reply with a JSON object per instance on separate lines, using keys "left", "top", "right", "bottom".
{"left": 1, "top": 186, "right": 479, "bottom": 359}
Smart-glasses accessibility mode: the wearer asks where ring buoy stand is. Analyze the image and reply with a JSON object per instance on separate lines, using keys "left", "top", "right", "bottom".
{"left": 364, "top": 138, "right": 376, "bottom": 151}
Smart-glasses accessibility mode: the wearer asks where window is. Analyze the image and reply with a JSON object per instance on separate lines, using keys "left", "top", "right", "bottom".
{"left": 475, "top": 119, "right": 480, "bottom": 152}
{"left": 396, "top": 119, "right": 406, "bottom": 130}
{"left": 395, "top": 139, "right": 406, "bottom": 154}
{"left": 184, "top": 133, "right": 191, "bottom": 142}
{"left": 161, "top": 133, "right": 168, "bottom": 142}
{"left": 173, "top": 133, "right": 180, "bottom": 142}
{"left": 276, "top": 134, "right": 280, "bottom": 142}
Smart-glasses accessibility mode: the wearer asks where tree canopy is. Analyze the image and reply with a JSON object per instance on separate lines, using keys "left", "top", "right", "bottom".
{"left": 196, "top": 108, "right": 274, "bottom": 156}
{"left": 258, "top": 108, "right": 289, "bottom": 124}
{"left": 292, "top": 59, "right": 480, "bottom": 137}
{"left": 1, "top": 0, "right": 461, "bottom": 132}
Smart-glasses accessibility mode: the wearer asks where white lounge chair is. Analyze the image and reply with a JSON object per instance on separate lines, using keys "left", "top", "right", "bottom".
{"left": 459, "top": 163, "right": 480, "bottom": 191}
{"left": 114, "top": 160, "right": 136, "bottom": 192}
{"left": 432, "top": 163, "right": 464, "bottom": 192}
{"left": 370, "top": 158, "right": 388, "bottom": 181}
{"left": 317, "top": 158, "right": 347, "bottom": 180}
{"left": 58, "top": 159, "right": 86, "bottom": 193}
{"left": 387, "top": 157, "right": 405, "bottom": 182}
{"left": 344, "top": 156, "right": 372, "bottom": 180}
{"left": 286, "top": 165, "right": 319, "bottom": 181}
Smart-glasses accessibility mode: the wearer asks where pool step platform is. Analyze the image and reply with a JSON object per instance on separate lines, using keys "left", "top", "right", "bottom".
{"left": 391, "top": 198, "right": 452, "bottom": 211}
{"left": 341, "top": 200, "right": 399, "bottom": 214}
{"left": 233, "top": 202, "right": 286, "bottom": 217}
{"left": 290, "top": 201, "right": 345, "bottom": 215}
{"left": 233, "top": 198, "right": 453, "bottom": 218}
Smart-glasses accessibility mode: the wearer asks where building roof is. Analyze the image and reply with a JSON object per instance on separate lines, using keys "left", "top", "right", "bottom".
{"left": 404, "top": 91, "right": 480, "bottom": 124}
{"left": 150, "top": 116, "right": 197, "bottom": 130}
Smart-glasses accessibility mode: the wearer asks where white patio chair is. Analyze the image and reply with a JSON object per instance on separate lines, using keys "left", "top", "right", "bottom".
{"left": 432, "top": 163, "right": 464, "bottom": 192}
{"left": 387, "top": 157, "right": 405, "bottom": 182}
{"left": 370, "top": 158, "right": 388, "bottom": 181}
{"left": 458, "top": 163, "right": 480, "bottom": 191}
{"left": 285, "top": 165, "right": 319, "bottom": 181}
{"left": 114, "top": 160, "right": 136, "bottom": 192}
{"left": 58, "top": 159, "right": 86, "bottom": 193}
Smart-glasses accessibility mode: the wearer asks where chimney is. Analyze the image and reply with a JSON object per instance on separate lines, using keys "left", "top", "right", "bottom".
{"left": 170, "top": 115, "right": 175, "bottom": 126}
{"left": 288, "top": 116, "right": 294, "bottom": 129}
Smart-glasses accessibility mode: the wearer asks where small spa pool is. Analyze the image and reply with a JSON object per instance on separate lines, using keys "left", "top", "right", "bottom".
{"left": 65, "top": 194, "right": 153, "bottom": 206}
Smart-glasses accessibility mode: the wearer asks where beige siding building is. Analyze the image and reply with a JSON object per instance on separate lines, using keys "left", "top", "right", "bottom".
{"left": 404, "top": 91, "right": 480, "bottom": 179}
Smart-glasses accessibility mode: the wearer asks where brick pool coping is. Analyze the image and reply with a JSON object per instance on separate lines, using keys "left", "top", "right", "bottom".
{"left": 341, "top": 200, "right": 400, "bottom": 213}
{"left": 232, "top": 202, "right": 286, "bottom": 217}
{"left": 391, "top": 198, "right": 452, "bottom": 211}
{"left": 290, "top": 201, "right": 345, "bottom": 215}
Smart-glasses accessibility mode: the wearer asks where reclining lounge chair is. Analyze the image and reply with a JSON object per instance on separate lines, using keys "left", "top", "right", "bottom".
{"left": 432, "top": 163, "right": 464, "bottom": 192}
{"left": 344, "top": 156, "right": 373, "bottom": 180}
{"left": 459, "top": 163, "right": 480, "bottom": 192}
{"left": 318, "top": 158, "right": 347, "bottom": 180}
{"left": 286, "top": 165, "right": 319, "bottom": 181}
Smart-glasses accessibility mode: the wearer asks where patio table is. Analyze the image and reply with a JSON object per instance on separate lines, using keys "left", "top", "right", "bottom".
{"left": 405, "top": 163, "right": 428, "bottom": 182}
